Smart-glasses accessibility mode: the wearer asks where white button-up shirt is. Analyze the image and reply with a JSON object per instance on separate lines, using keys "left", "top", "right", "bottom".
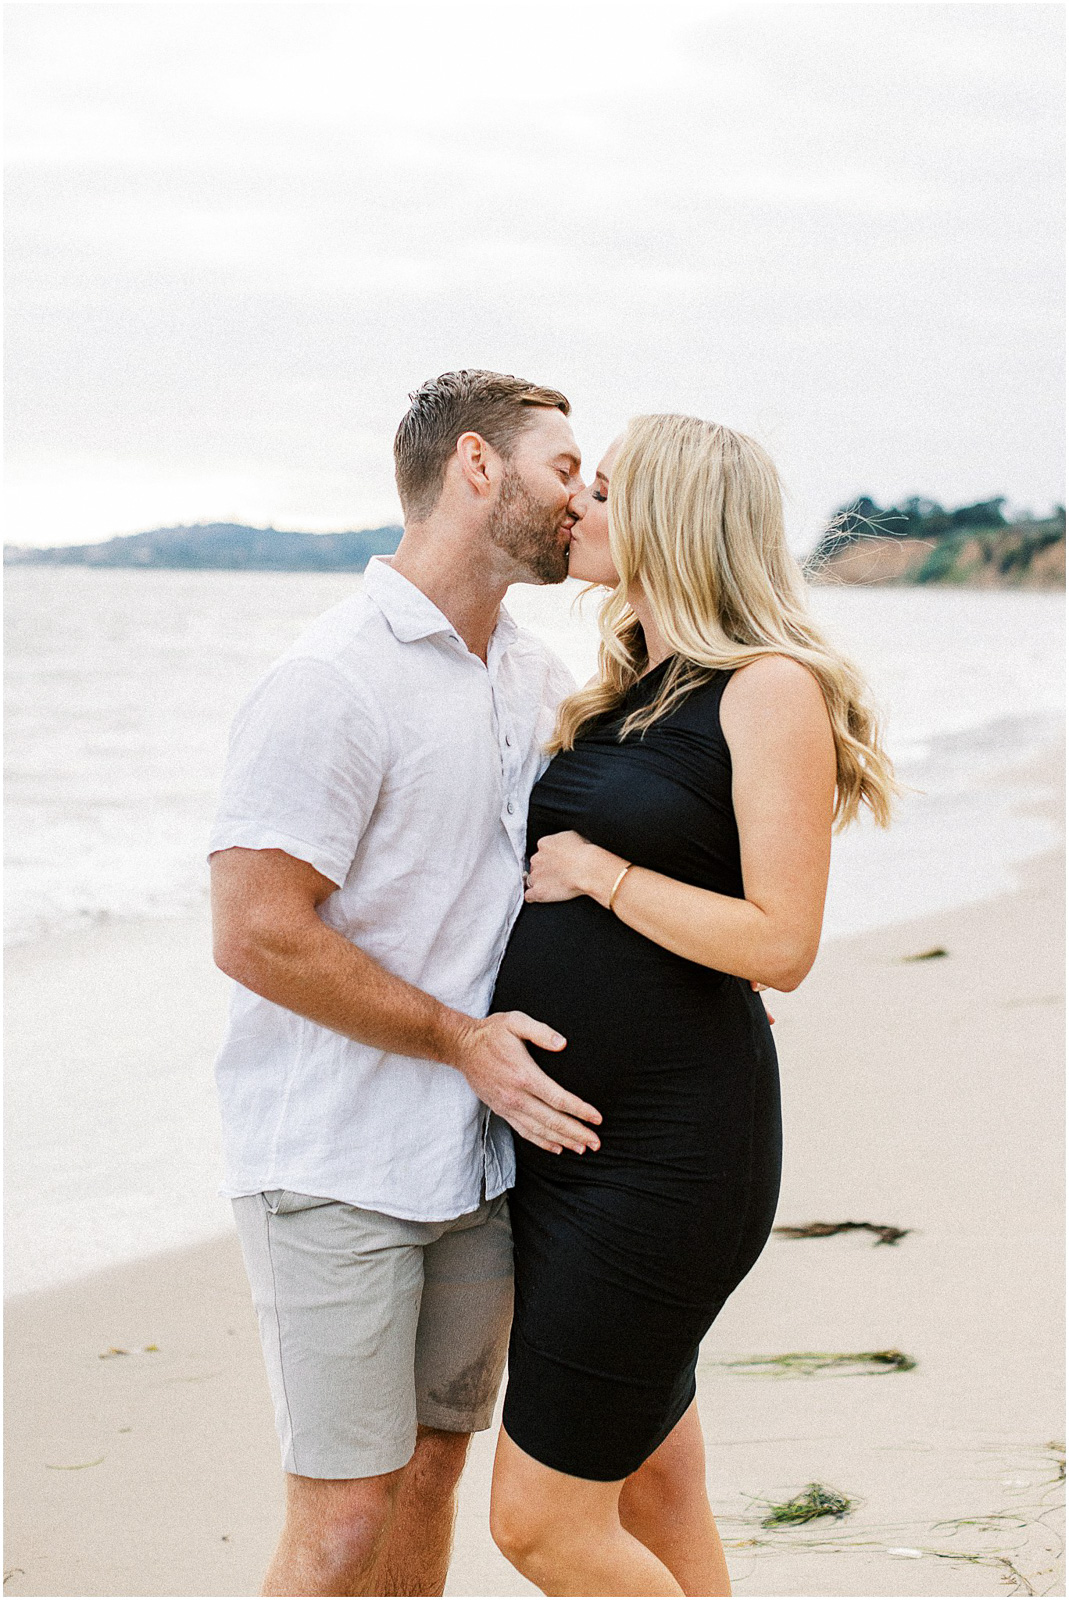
{"left": 210, "top": 558, "right": 573, "bottom": 1221}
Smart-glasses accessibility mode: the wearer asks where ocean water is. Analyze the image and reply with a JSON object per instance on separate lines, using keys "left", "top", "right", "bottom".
{"left": 5, "top": 569, "right": 1064, "bottom": 948}
{"left": 4, "top": 569, "right": 1064, "bottom": 1296}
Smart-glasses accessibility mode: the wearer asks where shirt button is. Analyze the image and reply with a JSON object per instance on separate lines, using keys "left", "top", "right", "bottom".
{"left": 506, "top": 800, "right": 515, "bottom": 815}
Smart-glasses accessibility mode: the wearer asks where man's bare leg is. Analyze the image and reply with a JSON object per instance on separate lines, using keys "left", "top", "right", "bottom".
{"left": 371, "top": 1426, "right": 472, "bottom": 1596}
{"left": 263, "top": 1467, "right": 402, "bottom": 1597}
{"left": 262, "top": 1428, "right": 471, "bottom": 1597}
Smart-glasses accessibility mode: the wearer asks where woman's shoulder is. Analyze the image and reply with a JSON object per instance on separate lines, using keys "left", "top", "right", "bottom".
{"left": 720, "top": 653, "right": 832, "bottom": 742}
{"left": 725, "top": 652, "right": 823, "bottom": 697}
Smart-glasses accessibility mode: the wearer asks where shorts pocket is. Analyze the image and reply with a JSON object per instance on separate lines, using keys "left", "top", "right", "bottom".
{"left": 262, "top": 1189, "right": 334, "bottom": 1216}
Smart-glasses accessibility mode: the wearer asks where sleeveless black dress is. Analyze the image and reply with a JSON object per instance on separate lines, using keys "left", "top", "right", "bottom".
{"left": 491, "top": 661, "right": 782, "bottom": 1481}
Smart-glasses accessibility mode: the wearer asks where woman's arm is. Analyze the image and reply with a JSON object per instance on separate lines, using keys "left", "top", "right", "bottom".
{"left": 523, "top": 655, "right": 837, "bottom": 991}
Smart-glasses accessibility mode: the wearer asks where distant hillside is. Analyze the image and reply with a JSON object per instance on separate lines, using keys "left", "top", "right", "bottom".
{"left": 3, "top": 522, "right": 404, "bottom": 571}
{"left": 807, "top": 497, "right": 1065, "bottom": 589}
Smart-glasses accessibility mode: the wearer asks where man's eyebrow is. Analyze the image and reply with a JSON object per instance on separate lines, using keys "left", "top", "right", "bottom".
{"left": 554, "top": 451, "right": 582, "bottom": 469}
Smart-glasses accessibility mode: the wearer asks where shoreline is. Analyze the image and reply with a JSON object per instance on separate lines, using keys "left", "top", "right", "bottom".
{"left": 5, "top": 779, "right": 1064, "bottom": 1595}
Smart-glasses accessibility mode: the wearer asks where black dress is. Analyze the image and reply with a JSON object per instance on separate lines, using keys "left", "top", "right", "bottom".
{"left": 491, "top": 661, "right": 782, "bottom": 1481}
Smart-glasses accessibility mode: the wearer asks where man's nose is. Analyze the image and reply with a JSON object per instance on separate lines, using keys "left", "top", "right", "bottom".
{"left": 567, "top": 481, "right": 588, "bottom": 519}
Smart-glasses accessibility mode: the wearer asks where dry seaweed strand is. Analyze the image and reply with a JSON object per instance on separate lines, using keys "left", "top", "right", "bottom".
{"left": 717, "top": 1349, "right": 916, "bottom": 1377}
{"left": 726, "top": 1527, "right": 1044, "bottom": 1596}
{"left": 773, "top": 1220, "right": 911, "bottom": 1246}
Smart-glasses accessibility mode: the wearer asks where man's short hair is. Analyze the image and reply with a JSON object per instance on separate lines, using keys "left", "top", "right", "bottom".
{"left": 393, "top": 369, "right": 571, "bottom": 521}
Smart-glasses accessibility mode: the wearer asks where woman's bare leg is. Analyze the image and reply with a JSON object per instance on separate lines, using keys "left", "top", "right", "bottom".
{"left": 618, "top": 1402, "right": 731, "bottom": 1597}
{"left": 490, "top": 1428, "right": 684, "bottom": 1597}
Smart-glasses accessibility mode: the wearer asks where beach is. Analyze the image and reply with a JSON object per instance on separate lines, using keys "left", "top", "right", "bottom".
{"left": 4, "top": 747, "right": 1063, "bottom": 1599}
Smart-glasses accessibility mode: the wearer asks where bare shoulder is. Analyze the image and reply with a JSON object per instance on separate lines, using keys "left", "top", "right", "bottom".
{"left": 721, "top": 653, "right": 828, "bottom": 721}
{"left": 719, "top": 656, "right": 834, "bottom": 780}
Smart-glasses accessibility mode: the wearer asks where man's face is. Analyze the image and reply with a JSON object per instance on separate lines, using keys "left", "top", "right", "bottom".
{"left": 487, "top": 408, "right": 583, "bottom": 585}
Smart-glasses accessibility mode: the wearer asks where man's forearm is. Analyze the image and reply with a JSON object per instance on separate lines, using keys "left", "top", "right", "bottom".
{"left": 210, "top": 851, "right": 602, "bottom": 1155}
{"left": 216, "top": 903, "right": 474, "bottom": 1067}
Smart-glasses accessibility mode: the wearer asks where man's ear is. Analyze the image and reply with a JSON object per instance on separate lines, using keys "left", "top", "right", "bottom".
{"left": 454, "top": 431, "right": 498, "bottom": 499}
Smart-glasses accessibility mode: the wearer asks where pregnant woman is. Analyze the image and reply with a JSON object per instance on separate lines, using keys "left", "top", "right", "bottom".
{"left": 489, "top": 414, "right": 897, "bottom": 1597}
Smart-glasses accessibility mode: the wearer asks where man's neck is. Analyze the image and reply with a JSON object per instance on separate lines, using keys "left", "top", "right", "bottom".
{"left": 388, "top": 527, "right": 511, "bottom": 663}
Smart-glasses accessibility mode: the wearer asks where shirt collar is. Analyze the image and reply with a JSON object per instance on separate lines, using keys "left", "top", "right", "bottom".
{"left": 364, "top": 556, "right": 519, "bottom": 653}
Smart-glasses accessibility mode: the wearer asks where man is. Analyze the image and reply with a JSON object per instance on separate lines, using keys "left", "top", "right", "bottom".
{"left": 209, "top": 370, "right": 603, "bottom": 1597}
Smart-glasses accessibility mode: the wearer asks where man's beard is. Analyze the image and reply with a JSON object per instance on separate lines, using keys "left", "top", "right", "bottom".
{"left": 488, "top": 468, "right": 570, "bottom": 584}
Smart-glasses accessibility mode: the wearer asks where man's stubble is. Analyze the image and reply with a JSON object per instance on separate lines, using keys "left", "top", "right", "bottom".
{"left": 488, "top": 467, "right": 571, "bottom": 585}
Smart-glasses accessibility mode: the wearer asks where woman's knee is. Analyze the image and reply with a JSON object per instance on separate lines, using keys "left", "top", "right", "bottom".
{"left": 489, "top": 1476, "right": 547, "bottom": 1567}
{"left": 491, "top": 1429, "right": 627, "bottom": 1578}
{"left": 491, "top": 1463, "right": 583, "bottom": 1575}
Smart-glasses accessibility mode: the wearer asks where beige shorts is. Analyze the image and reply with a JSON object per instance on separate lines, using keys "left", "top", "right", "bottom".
{"left": 232, "top": 1189, "right": 513, "bottom": 1479}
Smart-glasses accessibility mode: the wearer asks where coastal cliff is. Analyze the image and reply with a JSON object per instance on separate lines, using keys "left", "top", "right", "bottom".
{"left": 807, "top": 497, "right": 1065, "bottom": 588}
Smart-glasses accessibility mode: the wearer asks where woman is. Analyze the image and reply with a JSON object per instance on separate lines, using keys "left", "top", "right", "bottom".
{"left": 488, "top": 414, "right": 897, "bottom": 1597}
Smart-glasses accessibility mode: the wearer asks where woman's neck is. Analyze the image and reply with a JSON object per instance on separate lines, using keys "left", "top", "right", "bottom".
{"left": 627, "top": 585, "right": 671, "bottom": 674}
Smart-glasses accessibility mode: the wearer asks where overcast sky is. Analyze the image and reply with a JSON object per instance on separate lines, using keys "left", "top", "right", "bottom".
{"left": 5, "top": 1, "right": 1065, "bottom": 550}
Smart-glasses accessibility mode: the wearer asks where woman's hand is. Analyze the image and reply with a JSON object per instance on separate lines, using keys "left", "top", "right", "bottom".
{"left": 524, "top": 831, "right": 621, "bottom": 904}
{"left": 525, "top": 831, "right": 779, "bottom": 1018}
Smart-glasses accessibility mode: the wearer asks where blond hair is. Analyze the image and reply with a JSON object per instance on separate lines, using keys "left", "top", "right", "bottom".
{"left": 550, "top": 414, "right": 898, "bottom": 829}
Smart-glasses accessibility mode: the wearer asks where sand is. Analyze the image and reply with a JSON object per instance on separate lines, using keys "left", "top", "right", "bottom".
{"left": 5, "top": 758, "right": 1064, "bottom": 1598}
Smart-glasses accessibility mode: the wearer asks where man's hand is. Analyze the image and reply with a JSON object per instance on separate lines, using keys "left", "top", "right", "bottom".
{"left": 450, "top": 1011, "right": 602, "bottom": 1156}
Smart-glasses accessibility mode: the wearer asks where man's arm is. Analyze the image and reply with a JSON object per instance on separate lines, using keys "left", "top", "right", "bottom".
{"left": 210, "top": 846, "right": 602, "bottom": 1156}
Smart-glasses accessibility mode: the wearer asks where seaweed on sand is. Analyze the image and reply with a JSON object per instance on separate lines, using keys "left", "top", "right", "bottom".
{"left": 760, "top": 1483, "right": 856, "bottom": 1527}
{"left": 725, "top": 1443, "right": 1065, "bottom": 1597}
{"left": 774, "top": 1220, "right": 911, "bottom": 1246}
{"left": 718, "top": 1349, "right": 916, "bottom": 1377}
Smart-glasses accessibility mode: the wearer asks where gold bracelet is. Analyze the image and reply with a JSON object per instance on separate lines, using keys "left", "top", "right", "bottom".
{"left": 607, "top": 862, "right": 633, "bottom": 913}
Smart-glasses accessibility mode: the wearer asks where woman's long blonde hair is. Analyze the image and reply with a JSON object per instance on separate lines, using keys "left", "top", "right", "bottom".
{"left": 549, "top": 414, "right": 898, "bottom": 829}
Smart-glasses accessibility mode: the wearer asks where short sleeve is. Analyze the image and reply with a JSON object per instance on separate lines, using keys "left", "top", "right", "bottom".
{"left": 209, "top": 656, "right": 386, "bottom": 888}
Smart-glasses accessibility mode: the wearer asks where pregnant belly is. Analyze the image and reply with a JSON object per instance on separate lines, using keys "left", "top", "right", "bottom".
{"left": 494, "top": 898, "right": 780, "bottom": 1188}
{"left": 492, "top": 898, "right": 768, "bottom": 1106}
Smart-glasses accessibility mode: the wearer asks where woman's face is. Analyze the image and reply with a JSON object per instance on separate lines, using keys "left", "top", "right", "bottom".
{"left": 567, "top": 438, "right": 622, "bottom": 586}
